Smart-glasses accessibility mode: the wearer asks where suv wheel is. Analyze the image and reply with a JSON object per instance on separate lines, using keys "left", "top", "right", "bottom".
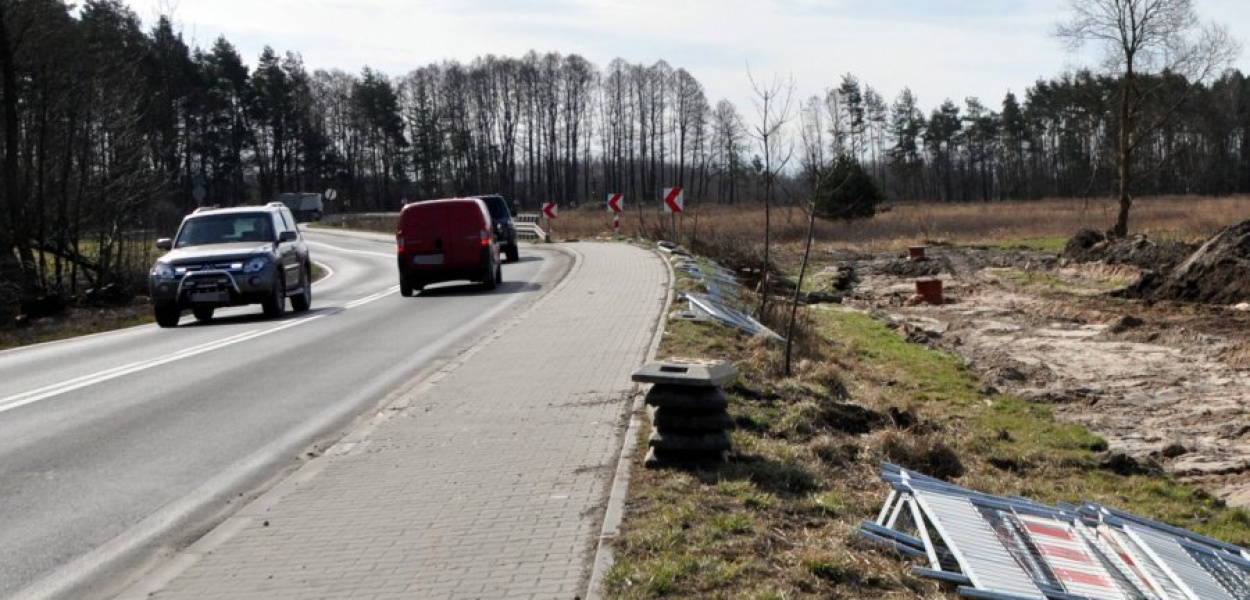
{"left": 192, "top": 306, "right": 215, "bottom": 322}
{"left": 291, "top": 267, "right": 312, "bottom": 312}
{"left": 506, "top": 244, "right": 519, "bottom": 263}
{"left": 262, "top": 278, "right": 286, "bottom": 318}
{"left": 154, "top": 304, "right": 181, "bottom": 328}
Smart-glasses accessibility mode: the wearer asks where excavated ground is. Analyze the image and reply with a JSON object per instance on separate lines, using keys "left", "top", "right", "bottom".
{"left": 831, "top": 241, "right": 1250, "bottom": 506}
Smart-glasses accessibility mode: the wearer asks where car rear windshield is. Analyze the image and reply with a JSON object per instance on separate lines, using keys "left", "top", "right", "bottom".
{"left": 176, "top": 214, "right": 273, "bottom": 247}
{"left": 479, "top": 196, "right": 510, "bottom": 219}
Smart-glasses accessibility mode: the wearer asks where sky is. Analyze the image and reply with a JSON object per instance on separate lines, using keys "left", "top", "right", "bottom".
{"left": 123, "top": 0, "right": 1250, "bottom": 116}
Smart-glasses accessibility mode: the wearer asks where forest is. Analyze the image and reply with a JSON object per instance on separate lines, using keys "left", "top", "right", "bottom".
{"left": 1, "top": 0, "right": 1248, "bottom": 310}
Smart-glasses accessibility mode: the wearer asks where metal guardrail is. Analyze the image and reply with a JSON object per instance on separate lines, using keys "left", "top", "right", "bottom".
{"left": 514, "top": 213, "right": 546, "bottom": 241}
{"left": 320, "top": 213, "right": 398, "bottom": 228}
{"left": 321, "top": 212, "right": 547, "bottom": 242}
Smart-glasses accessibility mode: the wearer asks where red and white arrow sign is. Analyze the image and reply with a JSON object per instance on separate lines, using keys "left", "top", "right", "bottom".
{"left": 607, "top": 193, "right": 624, "bottom": 214}
{"left": 541, "top": 202, "right": 558, "bottom": 219}
{"left": 662, "top": 187, "right": 683, "bottom": 214}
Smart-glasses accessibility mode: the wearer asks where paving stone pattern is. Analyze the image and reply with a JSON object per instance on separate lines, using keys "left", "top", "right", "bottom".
{"left": 147, "top": 243, "right": 668, "bottom": 600}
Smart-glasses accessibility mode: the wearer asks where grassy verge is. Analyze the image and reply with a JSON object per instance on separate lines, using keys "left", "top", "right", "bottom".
{"left": 605, "top": 275, "right": 1250, "bottom": 598}
{"left": 0, "top": 302, "right": 154, "bottom": 351}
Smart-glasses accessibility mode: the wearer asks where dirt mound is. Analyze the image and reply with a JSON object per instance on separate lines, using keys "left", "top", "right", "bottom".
{"left": 1063, "top": 229, "right": 1194, "bottom": 271}
{"left": 879, "top": 258, "right": 943, "bottom": 278}
{"left": 1064, "top": 229, "right": 1107, "bottom": 259}
{"left": 1130, "top": 220, "right": 1250, "bottom": 305}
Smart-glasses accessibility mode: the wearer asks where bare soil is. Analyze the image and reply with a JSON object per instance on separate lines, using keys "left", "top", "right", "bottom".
{"left": 833, "top": 233, "right": 1250, "bottom": 506}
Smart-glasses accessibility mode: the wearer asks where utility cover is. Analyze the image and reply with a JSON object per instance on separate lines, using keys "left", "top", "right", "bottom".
{"left": 632, "top": 359, "right": 737, "bottom": 387}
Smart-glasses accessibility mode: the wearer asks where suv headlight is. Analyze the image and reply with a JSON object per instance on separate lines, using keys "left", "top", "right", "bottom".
{"left": 152, "top": 262, "right": 176, "bottom": 280}
{"left": 243, "top": 256, "right": 271, "bottom": 273}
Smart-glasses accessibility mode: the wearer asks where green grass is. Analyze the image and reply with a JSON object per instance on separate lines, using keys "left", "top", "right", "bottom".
{"left": 972, "top": 236, "right": 1069, "bottom": 252}
{"left": 818, "top": 308, "right": 981, "bottom": 407}
{"left": 990, "top": 266, "right": 1136, "bottom": 294}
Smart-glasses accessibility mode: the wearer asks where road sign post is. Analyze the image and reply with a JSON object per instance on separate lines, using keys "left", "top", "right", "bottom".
{"left": 541, "top": 202, "right": 557, "bottom": 242}
{"left": 607, "top": 193, "right": 624, "bottom": 236}
{"left": 663, "top": 187, "right": 683, "bottom": 243}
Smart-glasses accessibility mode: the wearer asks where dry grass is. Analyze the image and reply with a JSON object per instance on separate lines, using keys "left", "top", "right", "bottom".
{"left": 553, "top": 195, "right": 1250, "bottom": 254}
{"left": 0, "top": 299, "right": 154, "bottom": 351}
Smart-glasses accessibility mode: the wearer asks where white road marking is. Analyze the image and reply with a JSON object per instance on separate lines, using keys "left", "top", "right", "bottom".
{"left": 345, "top": 286, "right": 400, "bottom": 309}
{"left": 306, "top": 240, "right": 393, "bottom": 258}
{"left": 0, "top": 315, "right": 324, "bottom": 415}
{"left": 311, "top": 260, "right": 335, "bottom": 285}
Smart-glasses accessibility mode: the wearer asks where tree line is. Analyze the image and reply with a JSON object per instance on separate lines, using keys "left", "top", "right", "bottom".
{"left": 1, "top": 0, "right": 1248, "bottom": 309}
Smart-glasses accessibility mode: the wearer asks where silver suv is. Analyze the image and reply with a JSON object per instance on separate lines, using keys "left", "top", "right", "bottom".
{"left": 149, "top": 203, "right": 312, "bottom": 328}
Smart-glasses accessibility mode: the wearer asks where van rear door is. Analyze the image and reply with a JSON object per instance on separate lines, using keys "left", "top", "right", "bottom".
{"left": 442, "top": 201, "right": 487, "bottom": 269}
{"left": 402, "top": 202, "right": 448, "bottom": 268}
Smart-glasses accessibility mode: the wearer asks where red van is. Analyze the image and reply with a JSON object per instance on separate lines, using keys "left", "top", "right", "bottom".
{"left": 396, "top": 198, "right": 502, "bottom": 296}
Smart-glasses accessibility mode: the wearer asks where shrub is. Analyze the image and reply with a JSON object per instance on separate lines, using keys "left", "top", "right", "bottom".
{"left": 814, "top": 155, "right": 883, "bottom": 221}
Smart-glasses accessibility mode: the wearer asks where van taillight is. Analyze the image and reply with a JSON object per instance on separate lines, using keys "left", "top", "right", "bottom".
{"left": 396, "top": 233, "right": 404, "bottom": 251}
{"left": 480, "top": 230, "right": 490, "bottom": 247}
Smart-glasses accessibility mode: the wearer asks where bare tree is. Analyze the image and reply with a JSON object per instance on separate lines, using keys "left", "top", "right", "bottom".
{"left": 746, "top": 68, "right": 795, "bottom": 318}
{"left": 799, "top": 96, "right": 826, "bottom": 179}
{"left": 1057, "top": 0, "right": 1240, "bottom": 237}
{"left": 784, "top": 96, "right": 828, "bottom": 376}
{"left": 709, "top": 100, "right": 745, "bottom": 205}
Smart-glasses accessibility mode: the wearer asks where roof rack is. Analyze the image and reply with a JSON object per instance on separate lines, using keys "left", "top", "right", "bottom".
{"left": 192, "top": 206, "right": 219, "bottom": 213}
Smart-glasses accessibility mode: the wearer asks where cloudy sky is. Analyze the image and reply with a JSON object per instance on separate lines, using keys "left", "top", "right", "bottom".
{"left": 123, "top": 0, "right": 1248, "bottom": 115}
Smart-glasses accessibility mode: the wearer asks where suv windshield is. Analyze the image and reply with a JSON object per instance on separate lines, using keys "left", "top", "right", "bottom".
{"left": 176, "top": 213, "right": 274, "bottom": 248}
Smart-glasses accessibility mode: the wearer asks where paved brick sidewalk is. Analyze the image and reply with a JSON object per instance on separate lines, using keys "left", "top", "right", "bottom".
{"left": 122, "top": 243, "right": 669, "bottom": 600}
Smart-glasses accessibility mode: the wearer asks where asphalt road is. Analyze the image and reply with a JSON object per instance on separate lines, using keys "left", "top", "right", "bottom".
{"left": 0, "top": 229, "right": 570, "bottom": 600}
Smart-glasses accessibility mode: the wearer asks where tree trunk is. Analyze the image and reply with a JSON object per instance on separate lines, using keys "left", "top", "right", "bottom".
{"left": 784, "top": 199, "right": 817, "bottom": 376}
{"left": 0, "top": 5, "right": 33, "bottom": 291}
{"left": 1114, "top": 64, "right": 1134, "bottom": 238}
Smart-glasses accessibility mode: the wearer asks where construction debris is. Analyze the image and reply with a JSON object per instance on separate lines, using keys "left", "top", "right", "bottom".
{"left": 684, "top": 293, "right": 782, "bottom": 340}
{"left": 669, "top": 254, "right": 783, "bottom": 340}
{"left": 860, "top": 463, "right": 1250, "bottom": 600}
